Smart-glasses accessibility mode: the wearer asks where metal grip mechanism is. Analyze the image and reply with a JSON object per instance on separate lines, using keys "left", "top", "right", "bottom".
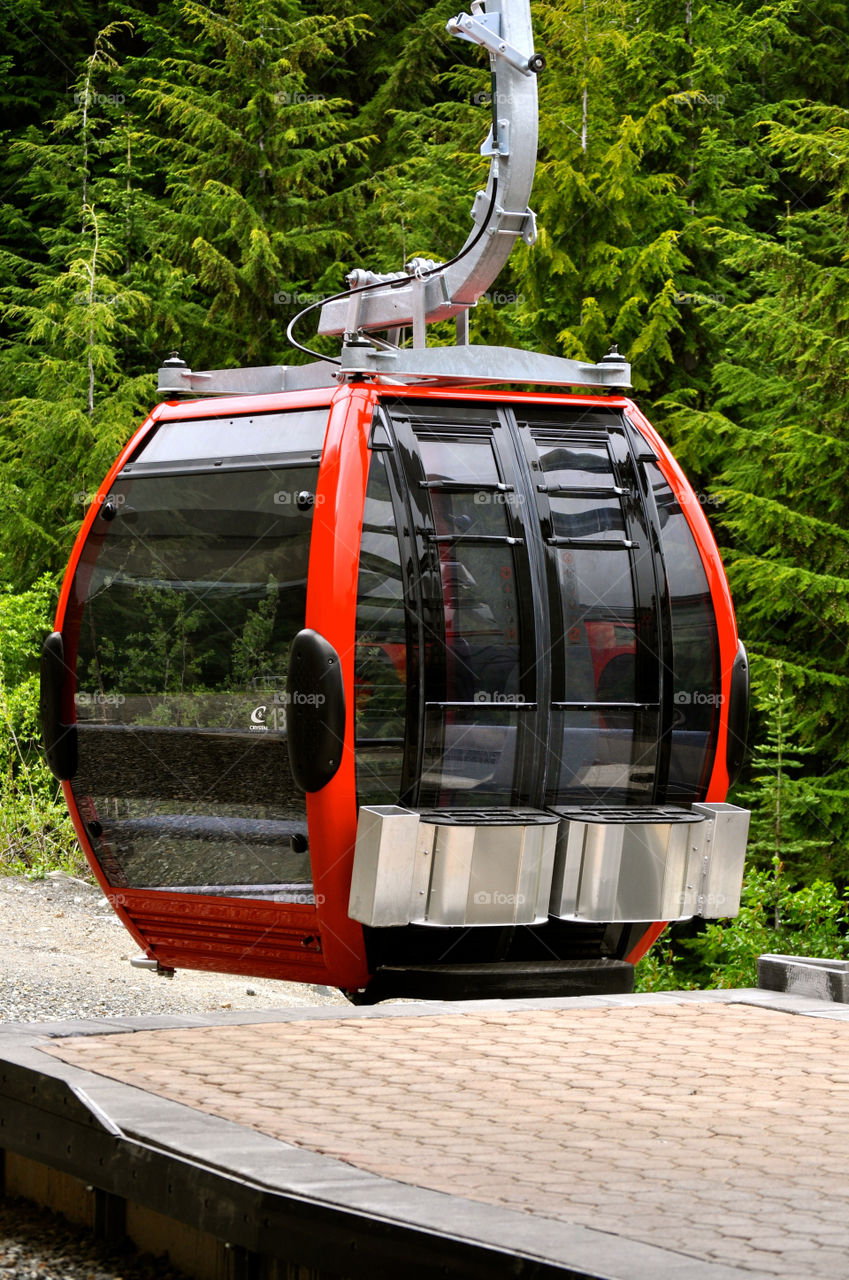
{"left": 446, "top": 9, "right": 543, "bottom": 75}
{"left": 317, "top": 0, "right": 540, "bottom": 344}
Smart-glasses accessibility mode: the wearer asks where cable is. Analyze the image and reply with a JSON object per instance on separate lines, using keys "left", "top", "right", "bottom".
{"left": 285, "top": 175, "right": 500, "bottom": 364}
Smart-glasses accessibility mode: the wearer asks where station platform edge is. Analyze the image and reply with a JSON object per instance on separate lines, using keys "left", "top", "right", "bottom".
{"left": 3, "top": 988, "right": 849, "bottom": 1280}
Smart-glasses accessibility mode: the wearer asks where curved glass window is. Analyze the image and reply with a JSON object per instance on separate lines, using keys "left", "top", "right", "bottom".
{"left": 645, "top": 462, "right": 720, "bottom": 799}
{"left": 529, "top": 427, "right": 651, "bottom": 804}
{"left": 414, "top": 430, "right": 530, "bottom": 807}
{"left": 557, "top": 546, "right": 637, "bottom": 704}
{"left": 548, "top": 707, "right": 657, "bottom": 803}
{"left": 354, "top": 451, "right": 407, "bottom": 805}
{"left": 66, "top": 416, "right": 324, "bottom": 899}
{"left": 130, "top": 409, "right": 328, "bottom": 468}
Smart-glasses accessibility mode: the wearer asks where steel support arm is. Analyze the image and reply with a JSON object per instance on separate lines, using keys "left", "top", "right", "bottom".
{"left": 317, "top": 0, "right": 539, "bottom": 340}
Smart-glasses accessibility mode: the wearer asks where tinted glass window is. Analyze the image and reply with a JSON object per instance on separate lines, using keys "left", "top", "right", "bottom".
{"left": 536, "top": 442, "right": 617, "bottom": 489}
{"left": 68, "top": 455, "right": 317, "bottom": 898}
{"left": 419, "top": 438, "right": 500, "bottom": 485}
{"left": 440, "top": 540, "right": 522, "bottom": 702}
{"left": 547, "top": 708, "right": 656, "bottom": 805}
{"left": 407, "top": 425, "right": 531, "bottom": 807}
{"left": 429, "top": 487, "right": 514, "bottom": 540}
{"left": 557, "top": 546, "right": 637, "bottom": 703}
{"left": 421, "top": 706, "right": 521, "bottom": 808}
{"left": 419, "top": 435, "right": 522, "bottom": 704}
{"left": 354, "top": 451, "right": 407, "bottom": 805}
{"left": 645, "top": 462, "right": 720, "bottom": 799}
{"left": 550, "top": 495, "right": 627, "bottom": 542}
{"left": 527, "top": 424, "right": 651, "bottom": 803}
{"left": 132, "top": 409, "right": 328, "bottom": 467}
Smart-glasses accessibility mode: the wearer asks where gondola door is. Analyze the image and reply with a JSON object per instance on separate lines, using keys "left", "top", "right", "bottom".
{"left": 372, "top": 399, "right": 671, "bottom": 816}
{"left": 380, "top": 402, "right": 548, "bottom": 814}
{"left": 52, "top": 402, "right": 350, "bottom": 982}
{"left": 518, "top": 410, "right": 667, "bottom": 808}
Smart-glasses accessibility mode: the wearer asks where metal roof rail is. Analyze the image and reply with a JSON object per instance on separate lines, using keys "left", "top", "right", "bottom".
{"left": 157, "top": 345, "right": 630, "bottom": 397}
{"left": 157, "top": 353, "right": 338, "bottom": 398}
{"left": 337, "top": 343, "right": 631, "bottom": 388}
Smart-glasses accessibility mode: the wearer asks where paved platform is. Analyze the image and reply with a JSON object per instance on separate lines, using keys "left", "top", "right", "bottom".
{"left": 3, "top": 989, "right": 849, "bottom": 1278}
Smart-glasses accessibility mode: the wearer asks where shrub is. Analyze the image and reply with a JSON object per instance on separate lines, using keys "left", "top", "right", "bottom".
{"left": 0, "top": 579, "right": 85, "bottom": 877}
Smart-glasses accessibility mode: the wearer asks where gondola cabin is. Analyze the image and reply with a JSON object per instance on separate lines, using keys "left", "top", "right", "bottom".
{"left": 40, "top": 0, "right": 748, "bottom": 1000}
{"left": 41, "top": 356, "right": 750, "bottom": 1002}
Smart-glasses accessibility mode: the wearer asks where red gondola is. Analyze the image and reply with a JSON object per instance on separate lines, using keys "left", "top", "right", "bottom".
{"left": 40, "top": 0, "right": 749, "bottom": 1002}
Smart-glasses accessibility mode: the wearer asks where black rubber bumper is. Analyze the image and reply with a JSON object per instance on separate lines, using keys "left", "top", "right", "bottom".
{"left": 356, "top": 958, "right": 635, "bottom": 1004}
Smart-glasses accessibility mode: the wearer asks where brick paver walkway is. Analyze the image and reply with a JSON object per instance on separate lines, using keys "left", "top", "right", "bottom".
{"left": 44, "top": 1000, "right": 849, "bottom": 1277}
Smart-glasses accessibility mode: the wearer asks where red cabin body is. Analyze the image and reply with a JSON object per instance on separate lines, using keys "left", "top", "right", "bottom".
{"left": 45, "top": 382, "right": 748, "bottom": 1001}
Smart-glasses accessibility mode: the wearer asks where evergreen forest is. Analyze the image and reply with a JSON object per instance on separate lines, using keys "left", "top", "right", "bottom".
{"left": 3, "top": 0, "right": 849, "bottom": 985}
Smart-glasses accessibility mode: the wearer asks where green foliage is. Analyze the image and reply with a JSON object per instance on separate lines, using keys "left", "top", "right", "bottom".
{"left": 135, "top": 0, "right": 375, "bottom": 363}
{"left": 0, "top": 673, "right": 83, "bottom": 878}
{"left": 508, "top": 0, "right": 800, "bottom": 386}
{"left": 0, "top": 574, "right": 55, "bottom": 687}
{"left": 0, "top": 581, "right": 83, "bottom": 876}
{"left": 658, "top": 99, "right": 849, "bottom": 889}
{"left": 735, "top": 657, "right": 845, "bottom": 883}
{"left": 637, "top": 865, "right": 849, "bottom": 992}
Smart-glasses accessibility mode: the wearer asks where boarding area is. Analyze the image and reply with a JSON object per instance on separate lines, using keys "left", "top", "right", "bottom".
{"left": 2, "top": 987, "right": 849, "bottom": 1279}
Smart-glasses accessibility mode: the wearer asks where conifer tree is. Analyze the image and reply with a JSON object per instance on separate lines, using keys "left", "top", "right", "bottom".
{"left": 133, "top": 0, "right": 373, "bottom": 364}
{"left": 734, "top": 659, "right": 836, "bottom": 882}
{"left": 0, "top": 24, "right": 164, "bottom": 587}
{"left": 509, "top": 0, "right": 799, "bottom": 389}
{"left": 662, "top": 103, "right": 849, "bottom": 875}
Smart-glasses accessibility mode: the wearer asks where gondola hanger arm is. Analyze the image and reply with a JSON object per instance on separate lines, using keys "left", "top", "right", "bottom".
{"left": 316, "top": 0, "right": 542, "bottom": 345}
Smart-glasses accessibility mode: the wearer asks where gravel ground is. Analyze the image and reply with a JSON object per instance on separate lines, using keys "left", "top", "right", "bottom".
{"left": 0, "top": 870, "right": 347, "bottom": 1278}
{"left": 0, "top": 1199, "right": 188, "bottom": 1280}
{"left": 0, "top": 871, "right": 348, "bottom": 1023}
